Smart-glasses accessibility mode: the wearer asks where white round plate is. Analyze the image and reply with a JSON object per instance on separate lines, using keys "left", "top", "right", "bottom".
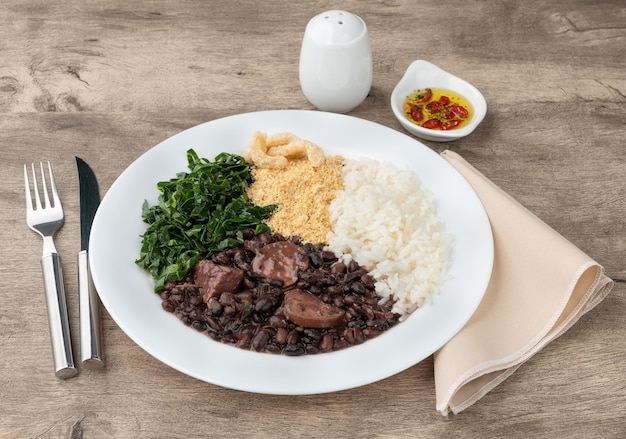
{"left": 90, "top": 110, "right": 493, "bottom": 395}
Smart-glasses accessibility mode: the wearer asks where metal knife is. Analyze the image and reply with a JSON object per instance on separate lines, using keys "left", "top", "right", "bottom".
{"left": 76, "top": 157, "right": 104, "bottom": 368}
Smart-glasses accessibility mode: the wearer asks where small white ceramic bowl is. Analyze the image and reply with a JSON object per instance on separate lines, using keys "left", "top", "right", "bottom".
{"left": 390, "top": 60, "right": 487, "bottom": 142}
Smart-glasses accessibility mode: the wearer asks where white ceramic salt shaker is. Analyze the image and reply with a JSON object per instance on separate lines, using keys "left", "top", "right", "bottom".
{"left": 299, "top": 10, "right": 373, "bottom": 113}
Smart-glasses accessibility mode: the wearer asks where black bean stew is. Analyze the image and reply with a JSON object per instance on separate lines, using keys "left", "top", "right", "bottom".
{"left": 160, "top": 230, "right": 400, "bottom": 355}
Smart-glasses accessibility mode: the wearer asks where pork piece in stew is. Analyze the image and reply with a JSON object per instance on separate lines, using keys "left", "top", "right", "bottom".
{"left": 160, "top": 230, "right": 401, "bottom": 355}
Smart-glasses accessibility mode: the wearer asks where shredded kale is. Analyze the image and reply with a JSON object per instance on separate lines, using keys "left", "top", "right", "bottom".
{"left": 135, "top": 149, "right": 276, "bottom": 292}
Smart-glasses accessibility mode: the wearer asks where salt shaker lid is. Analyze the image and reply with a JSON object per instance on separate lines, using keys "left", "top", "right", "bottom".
{"left": 304, "top": 10, "right": 367, "bottom": 45}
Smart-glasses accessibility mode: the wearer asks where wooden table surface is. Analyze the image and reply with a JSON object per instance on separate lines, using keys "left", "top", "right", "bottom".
{"left": 1, "top": 1, "right": 624, "bottom": 437}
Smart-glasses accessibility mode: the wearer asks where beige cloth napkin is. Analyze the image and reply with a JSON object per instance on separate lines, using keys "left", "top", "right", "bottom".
{"left": 435, "top": 150, "right": 614, "bottom": 416}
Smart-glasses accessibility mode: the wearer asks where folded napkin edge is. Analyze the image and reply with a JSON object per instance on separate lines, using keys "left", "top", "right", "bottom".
{"left": 435, "top": 150, "right": 616, "bottom": 416}
{"left": 435, "top": 262, "right": 614, "bottom": 417}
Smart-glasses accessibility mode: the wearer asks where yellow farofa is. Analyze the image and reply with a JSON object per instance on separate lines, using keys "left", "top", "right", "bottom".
{"left": 245, "top": 132, "right": 344, "bottom": 243}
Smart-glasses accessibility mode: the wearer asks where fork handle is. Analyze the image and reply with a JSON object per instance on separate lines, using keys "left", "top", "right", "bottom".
{"left": 41, "top": 252, "right": 77, "bottom": 379}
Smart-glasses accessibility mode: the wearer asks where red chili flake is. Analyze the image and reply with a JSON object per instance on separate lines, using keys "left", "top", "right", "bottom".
{"left": 444, "top": 108, "right": 456, "bottom": 119}
{"left": 407, "top": 103, "right": 424, "bottom": 122}
{"left": 416, "top": 88, "right": 433, "bottom": 103}
{"left": 442, "top": 119, "right": 462, "bottom": 130}
{"left": 422, "top": 119, "right": 443, "bottom": 129}
{"left": 451, "top": 104, "right": 469, "bottom": 118}
{"left": 425, "top": 101, "right": 442, "bottom": 113}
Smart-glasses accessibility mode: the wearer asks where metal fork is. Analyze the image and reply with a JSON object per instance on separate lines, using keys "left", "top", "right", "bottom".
{"left": 24, "top": 162, "right": 77, "bottom": 379}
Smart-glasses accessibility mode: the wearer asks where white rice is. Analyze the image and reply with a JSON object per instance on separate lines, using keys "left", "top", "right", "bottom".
{"left": 326, "top": 158, "right": 452, "bottom": 316}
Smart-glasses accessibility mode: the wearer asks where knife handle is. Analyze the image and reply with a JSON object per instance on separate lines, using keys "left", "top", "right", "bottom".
{"left": 78, "top": 250, "right": 104, "bottom": 368}
{"left": 41, "top": 252, "right": 78, "bottom": 379}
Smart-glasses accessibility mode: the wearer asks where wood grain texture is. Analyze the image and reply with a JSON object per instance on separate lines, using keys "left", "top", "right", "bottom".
{"left": 1, "top": 1, "right": 624, "bottom": 438}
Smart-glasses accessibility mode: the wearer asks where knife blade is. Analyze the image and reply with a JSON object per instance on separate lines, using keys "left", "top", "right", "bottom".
{"left": 76, "top": 157, "right": 104, "bottom": 368}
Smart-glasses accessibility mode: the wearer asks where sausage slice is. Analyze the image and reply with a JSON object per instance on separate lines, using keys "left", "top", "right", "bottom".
{"left": 252, "top": 241, "right": 309, "bottom": 287}
{"left": 283, "top": 289, "right": 345, "bottom": 328}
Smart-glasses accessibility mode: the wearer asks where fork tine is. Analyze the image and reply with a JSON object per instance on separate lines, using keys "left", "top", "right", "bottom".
{"left": 47, "top": 162, "right": 61, "bottom": 208}
{"left": 40, "top": 162, "right": 52, "bottom": 209}
{"left": 30, "top": 163, "right": 43, "bottom": 210}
